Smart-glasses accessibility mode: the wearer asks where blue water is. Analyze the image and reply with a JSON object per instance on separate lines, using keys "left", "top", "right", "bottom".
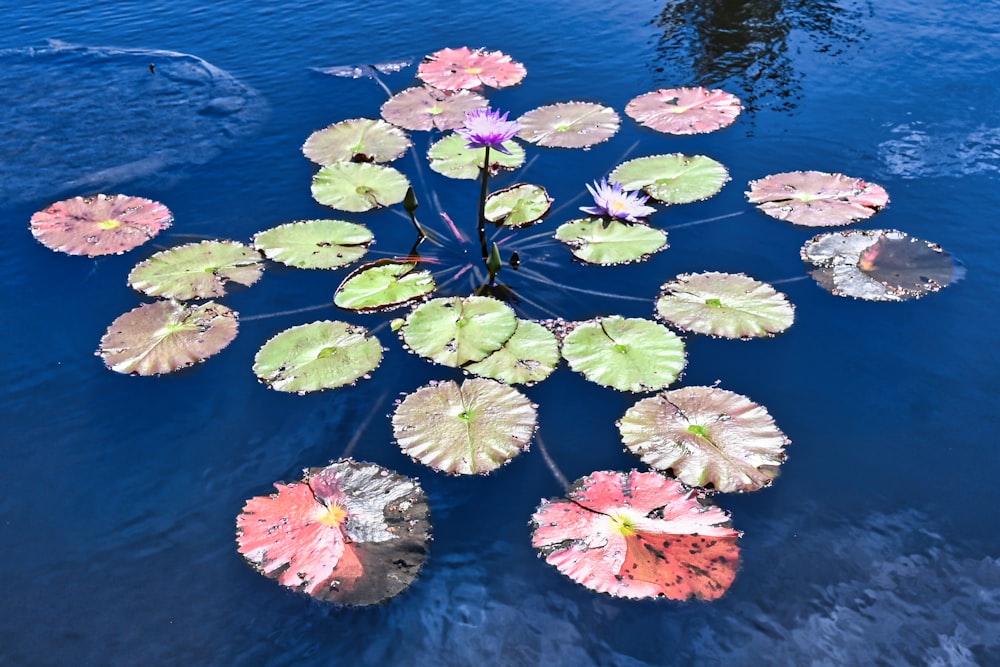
{"left": 2, "top": 1, "right": 999, "bottom": 665}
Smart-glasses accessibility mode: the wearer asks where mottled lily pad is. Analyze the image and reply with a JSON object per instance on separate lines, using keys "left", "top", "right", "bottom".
{"left": 464, "top": 319, "right": 560, "bottom": 385}
{"left": 516, "top": 102, "right": 620, "bottom": 149}
{"left": 625, "top": 88, "right": 742, "bottom": 135}
{"left": 97, "top": 300, "right": 238, "bottom": 376}
{"left": 561, "top": 316, "right": 686, "bottom": 392}
{"left": 311, "top": 60, "right": 412, "bottom": 79}
{"left": 334, "top": 260, "right": 436, "bottom": 312}
{"left": 302, "top": 118, "right": 411, "bottom": 166}
{"left": 747, "top": 171, "right": 890, "bottom": 227}
{"left": 427, "top": 133, "right": 524, "bottom": 180}
{"left": 392, "top": 378, "right": 537, "bottom": 475}
{"left": 252, "top": 219, "right": 373, "bottom": 270}
{"left": 399, "top": 296, "right": 518, "bottom": 367}
{"left": 416, "top": 46, "right": 526, "bottom": 91}
{"left": 311, "top": 162, "right": 410, "bottom": 212}
{"left": 380, "top": 86, "right": 488, "bottom": 131}
{"left": 654, "top": 272, "right": 794, "bottom": 339}
{"left": 531, "top": 469, "right": 740, "bottom": 600}
{"left": 127, "top": 240, "right": 264, "bottom": 300}
{"left": 609, "top": 154, "right": 729, "bottom": 205}
{"left": 253, "top": 321, "right": 382, "bottom": 393}
{"left": 236, "top": 458, "right": 430, "bottom": 605}
{"left": 29, "top": 194, "right": 172, "bottom": 257}
{"left": 484, "top": 184, "right": 552, "bottom": 228}
{"left": 555, "top": 218, "right": 668, "bottom": 265}
{"left": 619, "top": 386, "right": 790, "bottom": 493}
{"left": 801, "top": 229, "right": 964, "bottom": 301}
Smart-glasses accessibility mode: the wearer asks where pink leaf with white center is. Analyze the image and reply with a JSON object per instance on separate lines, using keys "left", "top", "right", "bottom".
{"left": 626, "top": 88, "right": 742, "bottom": 135}
{"left": 416, "top": 47, "right": 526, "bottom": 91}
{"left": 747, "top": 170, "right": 890, "bottom": 227}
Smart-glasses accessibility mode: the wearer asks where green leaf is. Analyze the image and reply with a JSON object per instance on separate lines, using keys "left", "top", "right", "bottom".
{"left": 554, "top": 217, "right": 668, "bottom": 265}
{"left": 253, "top": 321, "right": 383, "bottom": 393}
{"left": 610, "top": 154, "right": 729, "bottom": 205}
{"left": 252, "top": 219, "right": 373, "bottom": 269}
{"left": 484, "top": 183, "right": 552, "bottom": 228}
{"left": 334, "top": 260, "right": 436, "bottom": 312}
{"left": 516, "top": 102, "right": 620, "bottom": 148}
{"left": 465, "top": 319, "right": 560, "bottom": 385}
{"left": 426, "top": 133, "right": 524, "bottom": 180}
{"left": 127, "top": 240, "right": 264, "bottom": 300}
{"left": 561, "top": 316, "right": 685, "bottom": 392}
{"left": 302, "top": 118, "right": 411, "bottom": 165}
{"left": 400, "top": 296, "right": 518, "bottom": 367}
{"left": 311, "top": 162, "right": 410, "bottom": 212}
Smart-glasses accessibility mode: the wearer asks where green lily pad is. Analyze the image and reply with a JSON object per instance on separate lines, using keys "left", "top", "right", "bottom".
{"left": 380, "top": 85, "right": 488, "bottom": 131}
{"left": 427, "top": 133, "right": 525, "bottom": 180}
{"left": 252, "top": 219, "right": 373, "bottom": 270}
{"left": 619, "top": 386, "right": 790, "bottom": 493}
{"left": 561, "top": 316, "right": 686, "bottom": 392}
{"left": 554, "top": 217, "right": 668, "bottom": 265}
{"left": 609, "top": 154, "right": 729, "bottom": 205}
{"left": 484, "top": 184, "right": 552, "bottom": 228}
{"left": 334, "top": 260, "right": 436, "bottom": 312}
{"left": 399, "top": 296, "right": 518, "bottom": 367}
{"left": 392, "top": 378, "right": 537, "bottom": 475}
{"left": 127, "top": 240, "right": 264, "bottom": 300}
{"left": 654, "top": 272, "right": 795, "bottom": 339}
{"left": 516, "top": 102, "right": 620, "bottom": 148}
{"left": 253, "top": 321, "right": 383, "bottom": 394}
{"left": 97, "top": 300, "right": 239, "bottom": 376}
{"left": 302, "top": 118, "right": 411, "bottom": 166}
{"left": 311, "top": 162, "right": 410, "bottom": 212}
{"left": 464, "top": 319, "right": 560, "bottom": 385}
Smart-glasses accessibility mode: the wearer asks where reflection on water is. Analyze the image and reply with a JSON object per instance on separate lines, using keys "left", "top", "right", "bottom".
{"left": 651, "top": 0, "right": 872, "bottom": 112}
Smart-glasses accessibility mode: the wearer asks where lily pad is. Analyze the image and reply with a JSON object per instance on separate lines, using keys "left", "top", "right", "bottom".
{"left": 399, "top": 296, "right": 518, "bottom": 367}
{"left": 416, "top": 46, "right": 526, "bottom": 91}
{"left": 609, "top": 154, "right": 730, "bottom": 205}
{"left": 654, "top": 272, "right": 794, "bottom": 339}
{"left": 97, "top": 300, "right": 238, "bottom": 376}
{"left": 555, "top": 218, "right": 668, "bottom": 265}
{"left": 253, "top": 321, "right": 382, "bottom": 393}
{"left": 29, "top": 194, "right": 172, "bottom": 257}
{"left": 380, "top": 86, "right": 488, "bottom": 131}
{"left": 625, "top": 88, "right": 742, "bottom": 135}
{"left": 252, "top": 219, "right": 373, "bottom": 270}
{"left": 561, "top": 316, "right": 686, "bottom": 392}
{"left": 619, "top": 386, "right": 790, "bottom": 493}
{"left": 236, "top": 459, "right": 431, "bottom": 605}
{"left": 127, "top": 240, "right": 264, "bottom": 300}
{"left": 311, "top": 59, "right": 412, "bottom": 80}
{"left": 801, "top": 229, "right": 964, "bottom": 301}
{"left": 484, "top": 184, "right": 552, "bottom": 228}
{"left": 392, "top": 378, "right": 537, "bottom": 475}
{"left": 311, "top": 162, "right": 410, "bottom": 212}
{"left": 427, "top": 133, "right": 524, "bottom": 180}
{"left": 302, "top": 118, "right": 410, "bottom": 166}
{"left": 334, "top": 260, "right": 436, "bottom": 312}
{"left": 531, "top": 469, "right": 740, "bottom": 600}
{"left": 464, "top": 319, "right": 560, "bottom": 385}
{"left": 516, "top": 102, "right": 620, "bottom": 149}
{"left": 746, "top": 171, "right": 890, "bottom": 227}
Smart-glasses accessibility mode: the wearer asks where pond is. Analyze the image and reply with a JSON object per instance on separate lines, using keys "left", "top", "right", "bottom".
{"left": 3, "top": 0, "right": 999, "bottom": 664}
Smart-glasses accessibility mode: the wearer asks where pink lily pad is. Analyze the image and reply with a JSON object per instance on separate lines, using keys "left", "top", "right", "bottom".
{"left": 625, "top": 88, "right": 742, "bottom": 135}
{"left": 531, "top": 470, "right": 740, "bottom": 600}
{"left": 747, "top": 171, "right": 890, "bottom": 227}
{"left": 380, "top": 86, "right": 488, "bottom": 131}
{"left": 29, "top": 194, "right": 172, "bottom": 257}
{"left": 416, "top": 46, "right": 526, "bottom": 91}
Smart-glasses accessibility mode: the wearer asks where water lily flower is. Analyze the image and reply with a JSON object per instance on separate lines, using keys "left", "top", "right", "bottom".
{"left": 580, "top": 179, "right": 658, "bottom": 222}
{"left": 456, "top": 108, "right": 521, "bottom": 155}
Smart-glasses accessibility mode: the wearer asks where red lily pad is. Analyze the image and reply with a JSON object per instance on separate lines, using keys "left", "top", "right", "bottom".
{"left": 531, "top": 470, "right": 740, "bottom": 600}
{"left": 236, "top": 459, "right": 431, "bottom": 605}
{"left": 380, "top": 86, "right": 488, "bottom": 131}
{"left": 625, "top": 88, "right": 742, "bottom": 135}
{"left": 416, "top": 46, "right": 526, "bottom": 91}
{"left": 746, "top": 171, "right": 890, "bottom": 227}
{"left": 29, "top": 194, "right": 172, "bottom": 257}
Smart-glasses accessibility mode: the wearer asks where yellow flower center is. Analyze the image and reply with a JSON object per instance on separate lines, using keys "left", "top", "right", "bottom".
{"left": 464, "top": 66, "right": 483, "bottom": 74}
{"left": 318, "top": 502, "right": 348, "bottom": 527}
{"left": 97, "top": 219, "right": 122, "bottom": 230}
{"left": 608, "top": 509, "right": 638, "bottom": 537}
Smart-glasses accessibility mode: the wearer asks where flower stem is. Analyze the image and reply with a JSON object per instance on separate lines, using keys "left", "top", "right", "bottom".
{"left": 477, "top": 146, "right": 491, "bottom": 260}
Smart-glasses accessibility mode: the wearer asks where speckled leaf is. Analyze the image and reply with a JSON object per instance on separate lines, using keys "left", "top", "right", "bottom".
{"left": 427, "top": 133, "right": 524, "bottom": 180}
{"left": 619, "top": 386, "right": 790, "bottom": 493}
{"left": 555, "top": 217, "right": 667, "bottom": 265}
{"left": 252, "top": 219, "right": 373, "bottom": 270}
{"left": 253, "top": 320, "right": 382, "bottom": 393}
{"left": 311, "top": 162, "right": 409, "bottom": 212}
{"left": 29, "top": 194, "right": 172, "bottom": 257}
{"left": 655, "top": 272, "right": 794, "bottom": 339}
{"left": 625, "top": 88, "right": 742, "bottom": 135}
{"left": 465, "top": 319, "right": 559, "bottom": 385}
{"left": 531, "top": 469, "right": 740, "bottom": 600}
{"left": 392, "top": 378, "right": 536, "bottom": 475}
{"left": 610, "top": 154, "right": 729, "bottom": 205}
{"left": 302, "top": 118, "right": 410, "bottom": 165}
{"left": 399, "top": 296, "right": 518, "bottom": 367}
{"left": 484, "top": 183, "right": 552, "bottom": 228}
{"left": 561, "top": 316, "right": 685, "bottom": 392}
{"left": 236, "top": 459, "right": 430, "bottom": 605}
{"left": 516, "top": 102, "right": 620, "bottom": 148}
{"left": 380, "top": 86, "right": 488, "bottom": 131}
{"left": 416, "top": 46, "right": 526, "bottom": 91}
{"left": 97, "top": 300, "right": 238, "bottom": 376}
{"left": 127, "top": 240, "right": 263, "bottom": 300}
{"left": 334, "top": 260, "right": 436, "bottom": 312}
{"left": 747, "top": 171, "right": 890, "bottom": 227}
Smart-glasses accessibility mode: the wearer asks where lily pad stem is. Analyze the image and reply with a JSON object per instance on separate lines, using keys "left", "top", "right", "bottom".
{"left": 478, "top": 146, "right": 491, "bottom": 260}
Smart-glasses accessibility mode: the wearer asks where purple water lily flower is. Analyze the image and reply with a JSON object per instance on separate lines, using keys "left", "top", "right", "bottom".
{"left": 580, "top": 179, "right": 658, "bottom": 222}
{"left": 456, "top": 108, "right": 521, "bottom": 155}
